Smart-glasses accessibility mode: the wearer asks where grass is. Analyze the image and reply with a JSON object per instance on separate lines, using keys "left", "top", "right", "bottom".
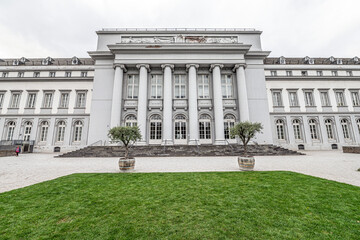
{"left": 0, "top": 171, "right": 359, "bottom": 239}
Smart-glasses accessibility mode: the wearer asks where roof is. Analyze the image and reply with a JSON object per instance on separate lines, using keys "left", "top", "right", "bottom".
{"left": 264, "top": 57, "right": 359, "bottom": 65}
{"left": 0, "top": 58, "right": 94, "bottom": 67}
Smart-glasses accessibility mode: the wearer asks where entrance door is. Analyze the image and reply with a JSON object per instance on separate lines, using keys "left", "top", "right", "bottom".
{"left": 199, "top": 114, "right": 212, "bottom": 144}
{"left": 174, "top": 121, "right": 187, "bottom": 144}
{"left": 149, "top": 114, "right": 162, "bottom": 144}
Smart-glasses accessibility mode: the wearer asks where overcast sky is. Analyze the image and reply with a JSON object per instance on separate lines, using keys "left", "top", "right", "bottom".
{"left": 1, "top": 0, "right": 359, "bottom": 58}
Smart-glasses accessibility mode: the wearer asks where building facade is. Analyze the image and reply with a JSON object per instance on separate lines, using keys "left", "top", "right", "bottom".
{"left": 0, "top": 28, "right": 359, "bottom": 152}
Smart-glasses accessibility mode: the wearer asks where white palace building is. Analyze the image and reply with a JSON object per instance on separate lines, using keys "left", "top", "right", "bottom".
{"left": 0, "top": 28, "right": 360, "bottom": 152}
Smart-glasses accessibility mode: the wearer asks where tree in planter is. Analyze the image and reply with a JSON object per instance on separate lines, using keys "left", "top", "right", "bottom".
{"left": 108, "top": 126, "right": 142, "bottom": 159}
{"left": 230, "top": 121, "right": 263, "bottom": 156}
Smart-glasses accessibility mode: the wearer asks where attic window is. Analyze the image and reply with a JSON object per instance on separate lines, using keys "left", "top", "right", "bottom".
{"left": 329, "top": 56, "right": 336, "bottom": 64}
{"left": 336, "top": 59, "right": 343, "bottom": 65}
{"left": 304, "top": 56, "right": 314, "bottom": 64}
{"left": 278, "top": 56, "right": 286, "bottom": 64}
{"left": 353, "top": 56, "right": 359, "bottom": 64}
{"left": 42, "top": 57, "right": 54, "bottom": 65}
{"left": 71, "top": 57, "right": 81, "bottom": 65}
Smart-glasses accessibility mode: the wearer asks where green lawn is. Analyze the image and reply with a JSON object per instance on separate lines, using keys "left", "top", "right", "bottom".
{"left": 0, "top": 172, "right": 359, "bottom": 239}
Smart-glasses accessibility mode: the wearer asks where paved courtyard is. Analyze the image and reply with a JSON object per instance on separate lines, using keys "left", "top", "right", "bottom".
{"left": 0, "top": 150, "right": 359, "bottom": 193}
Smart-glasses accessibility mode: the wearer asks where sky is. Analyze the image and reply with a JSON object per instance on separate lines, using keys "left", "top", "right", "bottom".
{"left": 1, "top": 0, "right": 360, "bottom": 58}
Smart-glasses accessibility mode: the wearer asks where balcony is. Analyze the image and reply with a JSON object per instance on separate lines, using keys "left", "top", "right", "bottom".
{"left": 123, "top": 99, "right": 138, "bottom": 110}
{"left": 173, "top": 99, "right": 188, "bottom": 110}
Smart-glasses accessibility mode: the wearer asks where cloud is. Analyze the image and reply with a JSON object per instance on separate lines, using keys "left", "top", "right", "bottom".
{"left": 0, "top": 0, "right": 359, "bottom": 58}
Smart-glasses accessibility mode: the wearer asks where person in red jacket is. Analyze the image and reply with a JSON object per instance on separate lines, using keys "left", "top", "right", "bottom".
{"left": 15, "top": 146, "right": 21, "bottom": 156}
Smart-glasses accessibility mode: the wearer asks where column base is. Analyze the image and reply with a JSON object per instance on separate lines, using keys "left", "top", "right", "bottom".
{"left": 161, "top": 139, "right": 174, "bottom": 145}
{"left": 214, "top": 139, "right": 228, "bottom": 145}
{"left": 188, "top": 139, "right": 200, "bottom": 145}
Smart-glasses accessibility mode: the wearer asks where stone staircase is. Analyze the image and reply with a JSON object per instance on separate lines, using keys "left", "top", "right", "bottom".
{"left": 57, "top": 144, "right": 301, "bottom": 158}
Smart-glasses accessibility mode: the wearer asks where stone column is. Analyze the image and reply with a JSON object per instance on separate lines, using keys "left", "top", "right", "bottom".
{"left": 210, "top": 64, "right": 226, "bottom": 145}
{"left": 186, "top": 64, "right": 199, "bottom": 145}
{"left": 136, "top": 64, "right": 150, "bottom": 145}
{"left": 161, "top": 64, "right": 174, "bottom": 145}
{"left": 233, "top": 64, "right": 250, "bottom": 122}
{"left": 110, "top": 64, "right": 126, "bottom": 128}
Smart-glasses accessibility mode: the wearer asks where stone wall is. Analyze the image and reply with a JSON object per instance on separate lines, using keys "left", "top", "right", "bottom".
{"left": 343, "top": 146, "right": 360, "bottom": 154}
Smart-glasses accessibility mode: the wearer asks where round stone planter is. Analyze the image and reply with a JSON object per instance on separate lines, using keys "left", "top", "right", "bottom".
{"left": 118, "top": 157, "right": 135, "bottom": 171}
{"left": 237, "top": 156, "right": 255, "bottom": 171}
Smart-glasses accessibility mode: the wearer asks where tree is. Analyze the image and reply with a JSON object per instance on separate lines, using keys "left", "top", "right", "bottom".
{"left": 108, "top": 126, "right": 142, "bottom": 159}
{"left": 230, "top": 121, "right": 263, "bottom": 156}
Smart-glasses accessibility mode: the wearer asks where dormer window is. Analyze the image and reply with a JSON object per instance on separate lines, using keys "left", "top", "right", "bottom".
{"left": 12, "top": 59, "right": 19, "bottom": 66}
{"left": 49, "top": 72, "right": 56, "bottom": 77}
{"left": 331, "top": 71, "right": 338, "bottom": 76}
{"left": 304, "top": 56, "right": 314, "bottom": 64}
{"left": 301, "top": 71, "right": 308, "bottom": 76}
{"left": 317, "top": 71, "right": 323, "bottom": 76}
{"left": 34, "top": 72, "right": 40, "bottom": 78}
{"left": 65, "top": 72, "right": 72, "bottom": 77}
{"left": 13, "top": 57, "right": 29, "bottom": 66}
{"left": 71, "top": 57, "right": 81, "bottom": 65}
{"left": 336, "top": 59, "right": 343, "bottom": 65}
{"left": 81, "top": 71, "right": 88, "bottom": 77}
{"left": 270, "top": 70, "right": 277, "bottom": 76}
{"left": 18, "top": 72, "right": 24, "bottom": 77}
{"left": 352, "top": 56, "right": 359, "bottom": 64}
{"left": 329, "top": 56, "right": 336, "bottom": 64}
{"left": 42, "top": 57, "right": 54, "bottom": 65}
{"left": 278, "top": 56, "right": 286, "bottom": 64}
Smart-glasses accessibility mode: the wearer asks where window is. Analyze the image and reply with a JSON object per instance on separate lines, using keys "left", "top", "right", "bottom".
{"left": 309, "top": 119, "right": 319, "bottom": 140}
{"left": 6, "top": 121, "right": 16, "bottom": 141}
{"left": 335, "top": 91, "right": 346, "bottom": 106}
{"left": 18, "top": 72, "right": 24, "bottom": 77}
{"left": 286, "top": 71, "right": 293, "bottom": 76}
{"left": 33, "top": 72, "right": 40, "bottom": 78}
{"left": 2, "top": 72, "right": 8, "bottom": 78}
{"left": 199, "top": 114, "right": 211, "bottom": 139}
{"left": 356, "top": 119, "right": 360, "bottom": 134}
{"left": 26, "top": 93, "right": 36, "bottom": 108}
{"left": 272, "top": 91, "right": 283, "bottom": 107}
{"left": 331, "top": 71, "right": 338, "bottom": 76}
{"left": 149, "top": 115, "right": 162, "bottom": 140}
{"left": 198, "top": 75, "right": 210, "bottom": 99}
{"left": 10, "top": 92, "right": 21, "bottom": 108}
{"left": 59, "top": 92, "right": 69, "bottom": 108}
{"left": 23, "top": 121, "right": 32, "bottom": 141}
{"left": 73, "top": 121, "right": 83, "bottom": 142}
{"left": 351, "top": 91, "right": 360, "bottom": 106}
{"left": 56, "top": 121, "right": 66, "bottom": 142}
{"left": 76, "top": 92, "right": 86, "bottom": 108}
{"left": 42, "top": 92, "right": 53, "bottom": 108}
{"left": 221, "top": 75, "right": 233, "bottom": 99}
{"left": 317, "top": 71, "right": 323, "bottom": 76}
{"left": 81, "top": 72, "right": 87, "bottom": 77}
{"left": 324, "top": 119, "right": 335, "bottom": 140}
{"left": 125, "top": 115, "right": 137, "bottom": 127}
{"left": 150, "top": 75, "right": 163, "bottom": 99}
{"left": 270, "top": 70, "right": 277, "bottom": 76}
{"left": 288, "top": 91, "right": 299, "bottom": 106}
{"left": 347, "top": 71, "right": 353, "bottom": 77}
{"left": 276, "top": 119, "right": 285, "bottom": 140}
{"left": 301, "top": 71, "right": 308, "bottom": 76}
{"left": 65, "top": 72, "right": 71, "bottom": 77}
{"left": 292, "top": 119, "right": 302, "bottom": 140}
{"left": 320, "top": 91, "right": 331, "bottom": 106}
{"left": 49, "top": 72, "right": 56, "bottom": 77}
{"left": 39, "top": 121, "right": 49, "bottom": 142}
{"left": 127, "top": 75, "right": 139, "bottom": 99}
{"left": 0, "top": 93, "right": 5, "bottom": 108}
{"left": 174, "top": 115, "right": 187, "bottom": 140}
{"left": 174, "top": 75, "right": 186, "bottom": 99}
{"left": 304, "top": 91, "right": 315, "bottom": 106}
{"left": 224, "top": 114, "right": 235, "bottom": 139}
{"left": 341, "top": 119, "right": 351, "bottom": 139}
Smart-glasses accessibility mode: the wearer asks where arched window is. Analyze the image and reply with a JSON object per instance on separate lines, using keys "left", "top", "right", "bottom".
{"left": 39, "top": 121, "right": 49, "bottom": 142}
{"left": 6, "top": 121, "right": 16, "bottom": 141}
{"left": 292, "top": 119, "right": 302, "bottom": 140}
{"left": 276, "top": 119, "right": 285, "bottom": 140}
{"left": 125, "top": 115, "right": 137, "bottom": 127}
{"left": 224, "top": 114, "right": 235, "bottom": 139}
{"left": 56, "top": 121, "right": 66, "bottom": 142}
{"left": 309, "top": 119, "right": 319, "bottom": 140}
{"left": 73, "top": 121, "right": 83, "bottom": 142}
{"left": 23, "top": 121, "right": 32, "bottom": 141}
{"left": 199, "top": 114, "right": 211, "bottom": 140}
{"left": 174, "top": 114, "right": 186, "bottom": 140}
{"left": 324, "top": 119, "right": 335, "bottom": 140}
{"left": 357, "top": 118, "right": 360, "bottom": 135}
{"left": 340, "top": 119, "right": 351, "bottom": 139}
{"left": 149, "top": 115, "right": 162, "bottom": 140}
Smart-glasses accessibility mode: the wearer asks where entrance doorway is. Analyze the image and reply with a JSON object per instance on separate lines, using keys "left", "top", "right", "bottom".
{"left": 174, "top": 115, "right": 187, "bottom": 145}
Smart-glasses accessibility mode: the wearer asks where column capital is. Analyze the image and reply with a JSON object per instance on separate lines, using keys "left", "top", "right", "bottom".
{"left": 161, "top": 64, "right": 174, "bottom": 71}
{"left": 186, "top": 64, "right": 199, "bottom": 71}
{"left": 136, "top": 64, "right": 151, "bottom": 72}
{"left": 113, "top": 64, "right": 127, "bottom": 72}
{"left": 232, "top": 63, "right": 247, "bottom": 72}
{"left": 209, "top": 64, "right": 224, "bottom": 72}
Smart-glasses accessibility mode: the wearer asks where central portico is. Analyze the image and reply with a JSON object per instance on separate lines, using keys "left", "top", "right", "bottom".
{"left": 88, "top": 28, "right": 273, "bottom": 145}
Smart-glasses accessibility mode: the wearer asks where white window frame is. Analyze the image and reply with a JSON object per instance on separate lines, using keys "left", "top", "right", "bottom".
{"left": 0, "top": 92, "right": 5, "bottom": 108}
{"left": 56, "top": 121, "right": 66, "bottom": 142}
{"left": 350, "top": 90, "right": 360, "bottom": 106}
{"left": 42, "top": 92, "right": 53, "bottom": 108}
{"left": 340, "top": 119, "right": 351, "bottom": 140}
{"left": 335, "top": 90, "right": 346, "bottom": 107}
{"left": 304, "top": 90, "right": 315, "bottom": 107}
{"left": 224, "top": 114, "right": 235, "bottom": 140}
{"left": 76, "top": 91, "right": 87, "bottom": 108}
{"left": 39, "top": 121, "right": 49, "bottom": 142}
{"left": 149, "top": 115, "right": 162, "bottom": 144}
{"left": 10, "top": 92, "right": 21, "bottom": 108}
{"left": 199, "top": 114, "right": 212, "bottom": 143}
{"left": 125, "top": 115, "right": 137, "bottom": 127}
{"left": 221, "top": 74, "right": 233, "bottom": 99}
{"left": 26, "top": 92, "right": 37, "bottom": 108}
{"left": 272, "top": 90, "right": 283, "bottom": 107}
{"left": 5, "top": 121, "right": 16, "bottom": 141}
{"left": 73, "top": 120, "right": 83, "bottom": 142}
{"left": 59, "top": 92, "right": 70, "bottom": 108}
{"left": 276, "top": 119, "right": 286, "bottom": 140}
{"left": 292, "top": 119, "right": 302, "bottom": 140}
{"left": 288, "top": 91, "right": 299, "bottom": 107}
{"left": 198, "top": 75, "right": 210, "bottom": 99}
{"left": 319, "top": 91, "right": 331, "bottom": 106}
{"left": 174, "top": 75, "right": 186, "bottom": 99}
{"left": 127, "top": 75, "right": 139, "bottom": 99}
{"left": 150, "top": 74, "right": 163, "bottom": 99}
{"left": 309, "top": 119, "right": 319, "bottom": 140}
{"left": 23, "top": 121, "right": 32, "bottom": 141}
{"left": 174, "top": 114, "right": 187, "bottom": 144}
{"left": 356, "top": 118, "right": 360, "bottom": 135}
{"left": 324, "top": 119, "right": 335, "bottom": 140}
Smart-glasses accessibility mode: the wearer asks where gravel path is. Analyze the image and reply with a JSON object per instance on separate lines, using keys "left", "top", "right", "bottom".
{"left": 0, "top": 150, "right": 359, "bottom": 193}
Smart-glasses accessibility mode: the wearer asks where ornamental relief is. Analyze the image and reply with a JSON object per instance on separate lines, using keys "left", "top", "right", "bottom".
{"left": 121, "top": 35, "right": 238, "bottom": 44}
